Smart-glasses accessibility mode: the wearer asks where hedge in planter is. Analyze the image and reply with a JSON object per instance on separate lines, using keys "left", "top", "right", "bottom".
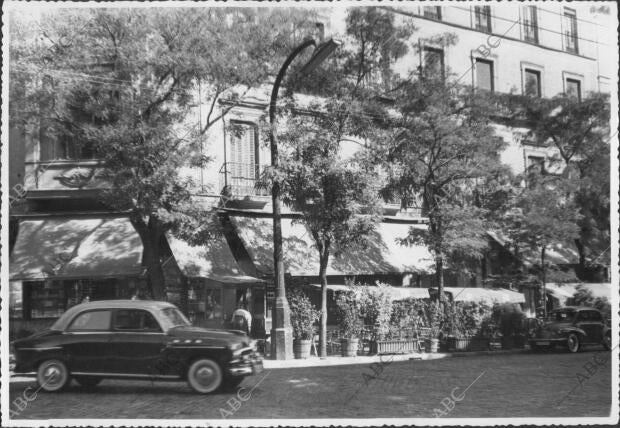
{"left": 335, "top": 288, "right": 363, "bottom": 357}
{"left": 287, "top": 289, "right": 320, "bottom": 359}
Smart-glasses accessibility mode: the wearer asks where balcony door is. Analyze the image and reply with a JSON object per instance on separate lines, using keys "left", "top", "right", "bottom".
{"left": 229, "top": 121, "right": 259, "bottom": 196}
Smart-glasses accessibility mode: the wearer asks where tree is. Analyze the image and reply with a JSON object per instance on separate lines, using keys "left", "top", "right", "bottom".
{"left": 273, "top": 7, "right": 413, "bottom": 357}
{"left": 9, "top": 7, "right": 314, "bottom": 299}
{"left": 504, "top": 175, "right": 582, "bottom": 316}
{"left": 375, "top": 64, "right": 507, "bottom": 300}
{"left": 504, "top": 92, "right": 611, "bottom": 276}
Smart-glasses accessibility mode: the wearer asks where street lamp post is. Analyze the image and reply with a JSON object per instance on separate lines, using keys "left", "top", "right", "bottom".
{"left": 269, "top": 38, "right": 340, "bottom": 360}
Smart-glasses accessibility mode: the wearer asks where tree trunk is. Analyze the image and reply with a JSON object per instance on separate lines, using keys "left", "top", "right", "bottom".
{"left": 318, "top": 249, "right": 329, "bottom": 358}
{"left": 132, "top": 215, "right": 167, "bottom": 300}
{"left": 574, "top": 238, "right": 586, "bottom": 279}
{"left": 179, "top": 275, "right": 189, "bottom": 315}
{"left": 541, "top": 246, "right": 547, "bottom": 318}
{"left": 435, "top": 255, "right": 445, "bottom": 302}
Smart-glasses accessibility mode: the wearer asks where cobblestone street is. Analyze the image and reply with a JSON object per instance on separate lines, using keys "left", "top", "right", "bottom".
{"left": 9, "top": 349, "right": 612, "bottom": 420}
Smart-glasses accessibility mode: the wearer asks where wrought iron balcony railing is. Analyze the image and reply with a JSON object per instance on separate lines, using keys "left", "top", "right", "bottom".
{"left": 219, "top": 162, "right": 270, "bottom": 198}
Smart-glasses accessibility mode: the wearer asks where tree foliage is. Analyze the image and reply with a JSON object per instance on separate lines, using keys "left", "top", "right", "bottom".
{"left": 374, "top": 67, "right": 508, "bottom": 298}
{"left": 272, "top": 7, "right": 413, "bottom": 356}
{"left": 501, "top": 92, "right": 611, "bottom": 274}
{"left": 9, "top": 7, "right": 315, "bottom": 298}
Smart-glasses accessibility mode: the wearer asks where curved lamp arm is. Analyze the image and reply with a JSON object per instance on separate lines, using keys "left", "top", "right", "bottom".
{"left": 269, "top": 39, "right": 317, "bottom": 127}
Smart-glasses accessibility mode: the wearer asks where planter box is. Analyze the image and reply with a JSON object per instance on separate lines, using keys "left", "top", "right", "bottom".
{"left": 293, "top": 339, "right": 312, "bottom": 359}
{"left": 341, "top": 338, "right": 359, "bottom": 357}
{"left": 447, "top": 337, "right": 490, "bottom": 352}
{"left": 370, "top": 339, "right": 421, "bottom": 355}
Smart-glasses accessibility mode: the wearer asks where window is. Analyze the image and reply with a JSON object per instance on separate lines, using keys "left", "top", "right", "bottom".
{"left": 187, "top": 285, "right": 223, "bottom": 323}
{"left": 27, "top": 281, "right": 65, "bottom": 319}
{"left": 527, "top": 155, "right": 545, "bottom": 174}
{"left": 67, "top": 310, "right": 112, "bottom": 331}
{"left": 475, "top": 59, "right": 494, "bottom": 91}
{"left": 21, "top": 279, "right": 118, "bottom": 320}
{"left": 523, "top": 68, "right": 541, "bottom": 97}
{"left": 40, "top": 135, "right": 96, "bottom": 161}
{"left": 564, "top": 8, "right": 579, "bottom": 53}
{"left": 423, "top": 6, "right": 442, "bottom": 20}
{"left": 113, "top": 310, "right": 161, "bottom": 332}
{"left": 228, "top": 121, "right": 259, "bottom": 195}
{"left": 9, "top": 282, "right": 22, "bottom": 319}
{"left": 565, "top": 78, "right": 581, "bottom": 100}
{"left": 423, "top": 47, "right": 445, "bottom": 78}
{"left": 474, "top": 6, "right": 492, "bottom": 32}
{"left": 522, "top": 5, "right": 539, "bottom": 44}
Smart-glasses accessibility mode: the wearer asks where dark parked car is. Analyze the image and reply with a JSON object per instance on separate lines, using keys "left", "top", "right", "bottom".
{"left": 528, "top": 306, "right": 612, "bottom": 353}
{"left": 11, "top": 300, "right": 263, "bottom": 393}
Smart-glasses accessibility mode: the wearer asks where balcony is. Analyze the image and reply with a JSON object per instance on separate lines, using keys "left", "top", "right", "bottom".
{"left": 219, "top": 162, "right": 270, "bottom": 209}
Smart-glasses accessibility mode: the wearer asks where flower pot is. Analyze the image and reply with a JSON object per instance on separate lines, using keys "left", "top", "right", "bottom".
{"left": 341, "top": 338, "right": 359, "bottom": 357}
{"left": 424, "top": 338, "right": 439, "bottom": 353}
{"left": 293, "top": 339, "right": 312, "bottom": 359}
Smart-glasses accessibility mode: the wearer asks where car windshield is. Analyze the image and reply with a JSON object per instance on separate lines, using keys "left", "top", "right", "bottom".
{"left": 547, "top": 310, "right": 575, "bottom": 322}
{"left": 160, "top": 307, "right": 191, "bottom": 329}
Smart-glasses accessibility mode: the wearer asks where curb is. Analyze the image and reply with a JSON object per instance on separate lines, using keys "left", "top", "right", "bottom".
{"left": 447, "top": 348, "right": 530, "bottom": 358}
{"left": 262, "top": 348, "right": 530, "bottom": 369}
{"left": 263, "top": 352, "right": 450, "bottom": 369}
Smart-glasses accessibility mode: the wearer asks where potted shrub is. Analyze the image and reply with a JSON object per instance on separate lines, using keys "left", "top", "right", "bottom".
{"left": 424, "top": 301, "right": 443, "bottom": 353}
{"left": 287, "top": 289, "right": 320, "bottom": 359}
{"left": 335, "top": 288, "right": 363, "bottom": 357}
{"left": 447, "top": 301, "right": 493, "bottom": 352}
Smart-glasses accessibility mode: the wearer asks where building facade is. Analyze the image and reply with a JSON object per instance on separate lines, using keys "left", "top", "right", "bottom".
{"left": 8, "top": 3, "right": 613, "bottom": 337}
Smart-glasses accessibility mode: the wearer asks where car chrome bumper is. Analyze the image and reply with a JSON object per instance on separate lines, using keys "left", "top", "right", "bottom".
{"left": 228, "top": 351, "right": 263, "bottom": 377}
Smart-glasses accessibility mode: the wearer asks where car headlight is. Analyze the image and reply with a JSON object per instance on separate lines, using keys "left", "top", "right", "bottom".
{"left": 229, "top": 342, "right": 243, "bottom": 352}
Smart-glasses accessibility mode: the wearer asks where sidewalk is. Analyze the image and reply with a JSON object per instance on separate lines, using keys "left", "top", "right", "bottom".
{"left": 263, "top": 351, "right": 447, "bottom": 369}
{"left": 263, "top": 347, "right": 531, "bottom": 369}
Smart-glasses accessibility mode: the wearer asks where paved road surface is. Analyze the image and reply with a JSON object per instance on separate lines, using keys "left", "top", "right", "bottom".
{"left": 9, "top": 349, "right": 612, "bottom": 420}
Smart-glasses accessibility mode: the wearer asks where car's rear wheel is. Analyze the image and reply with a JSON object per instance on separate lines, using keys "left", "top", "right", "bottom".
{"left": 567, "top": 333, "right": 581, "bottom": 353}
{"left": 37, "top": 359, "right": 69, "bottom": 392}
{"left": 74, "top": 376, "right": 102, "bottom": 389}
{"left": 603, "top": 332, "right": 612, "bottom": 350}
{"left": 187, "top": 358, "right": 222, "bottom": 394}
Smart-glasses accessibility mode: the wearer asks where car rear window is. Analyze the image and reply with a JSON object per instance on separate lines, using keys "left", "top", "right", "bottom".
{"left": 67, "top": 310, "right": 112, "bottom": 331}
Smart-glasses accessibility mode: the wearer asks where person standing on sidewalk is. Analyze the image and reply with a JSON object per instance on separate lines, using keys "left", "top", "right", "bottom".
{"left": 232, "top": 304, "right": 252, "bottom": 335}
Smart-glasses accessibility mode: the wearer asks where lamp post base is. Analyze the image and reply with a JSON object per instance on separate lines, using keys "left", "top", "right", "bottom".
{"left": 270, "top": 326, "right": 293, "bottom": 360}
{"left": 270, "top": 296, "right": 293, "bottom": 360}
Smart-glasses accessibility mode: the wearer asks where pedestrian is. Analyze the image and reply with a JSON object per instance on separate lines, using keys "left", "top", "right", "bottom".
{"left": 232, "top": 303, "right": 252, "bottom": 335}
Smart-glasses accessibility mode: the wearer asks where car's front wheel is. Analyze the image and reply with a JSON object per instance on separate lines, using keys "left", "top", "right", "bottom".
{"left": 567, "top": 333, "right": 581, "bottom": 353}
{"left": 74, "top": 376, "right": 102, "bottom": 389}
{"left": 37, "top": 359, "right": 69, "bottom": 392}
{"left": 187, "top": 358, "right": 223, "bottom": 394}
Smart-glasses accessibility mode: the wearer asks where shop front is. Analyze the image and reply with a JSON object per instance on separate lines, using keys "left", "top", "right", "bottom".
{"left": 165, "top": 225, "right": 269, "bottom": 338}
{"left": 8, "top": 215, "right": 145, "bottom": 338}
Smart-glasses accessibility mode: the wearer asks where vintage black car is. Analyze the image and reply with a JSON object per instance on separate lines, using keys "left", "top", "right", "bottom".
{"left": 528, "top": 306, "right": 612, "bottom": 353}
{"left": 11, "top": 300, "right": 263, "bottom": 393}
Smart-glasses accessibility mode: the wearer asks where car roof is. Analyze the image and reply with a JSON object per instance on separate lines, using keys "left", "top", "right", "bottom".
{"left": 50, "top": 300, "right": 177, "bottom": 331}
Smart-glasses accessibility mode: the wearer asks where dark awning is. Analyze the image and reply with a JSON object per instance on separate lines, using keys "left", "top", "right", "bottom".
{"left": 166, "top": 222, "right": 264, "bottom": 284}
{"left": 9, "top": 216, "right": 143, "bottom": 280}
{"left": 228, "top": 215, "right": 434, "bottom": 276}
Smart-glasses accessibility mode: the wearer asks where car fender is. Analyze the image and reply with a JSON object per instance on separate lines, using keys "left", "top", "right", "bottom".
{"left": 162, "top": 345, "right": 230, "bottom": 378}
{"left": 561, "top": 327, "right": 587, "bottom": 338}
